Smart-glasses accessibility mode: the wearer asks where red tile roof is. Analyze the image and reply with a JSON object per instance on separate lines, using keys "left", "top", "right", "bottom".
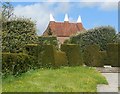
{"left": 43, "top": 21, "right": 85, "bottom": 37}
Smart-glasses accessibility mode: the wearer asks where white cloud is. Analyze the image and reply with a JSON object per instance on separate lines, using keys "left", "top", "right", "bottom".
{"left": 14, "top": 2, "right": 72, "bottom": 35}
{"left": 79, "top": 1, "right": 118, "bottom": 11}
{"left": 14, "top": 3, "right": 51, "bottom": 35}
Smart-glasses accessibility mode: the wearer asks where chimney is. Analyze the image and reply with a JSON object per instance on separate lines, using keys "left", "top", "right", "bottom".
{"left": 64, "top": 13, "right": 69, "bottom": 22}
{"left": 50, "top": 13, "right": 55, "bottom": 22}
{"left": 77, "top": 15, "right": 82, "bottom": 23}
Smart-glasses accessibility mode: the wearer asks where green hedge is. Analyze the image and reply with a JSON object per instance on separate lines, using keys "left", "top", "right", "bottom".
{"left": 99, "top": 51, "right": 108, "bottom": 66}
{"left": 41, "top": 45, "right": 67, "bottom": 68}
{"left": 61, "top": 44, "right": 83, "bottom": 66}
{"left": 25, "top": 44, "right": 43, "bottom": 68}
{"left": 2, "top": 18, "right": 38, "bottom": 53}
{"left": 2, "top": 53, "right": 33, "bottom": 76}
{"left": 107, "top": 43, "right": 119, "bottom": 67}
{"left": 38, "top": 36, "right": 58, "bottom": 47}
{"left": 54, "top": 51, "right": 68, "bottom": 67}
{"left": 41, "top": 45, "right": 55, "bottom": 68}
{"left": 83, "top": 44, "right": 104, "bottom": 67}
{"left": 70, "top": 26, "right": 116, "bottom": 51}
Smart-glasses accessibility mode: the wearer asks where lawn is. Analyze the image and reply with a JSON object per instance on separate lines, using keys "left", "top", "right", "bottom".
{"left": 2, "top": 66, "right": 107, "bottom": 92}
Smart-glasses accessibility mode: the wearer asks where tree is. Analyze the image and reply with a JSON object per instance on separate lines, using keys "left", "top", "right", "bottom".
{"left": 69, "top": 26, "right": 116, "bottom": 51}
{"left": 2, "top": 18, "right": 38, "bottom": 53}
{"left": 1, "top": 2, "right": 14, "bottom": 21}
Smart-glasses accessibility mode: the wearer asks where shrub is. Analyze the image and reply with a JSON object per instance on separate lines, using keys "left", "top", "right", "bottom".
{"left": 41, "top": 45, "right": 68, "bottom": 68}
{"left": 38, "top": 36, "right": 58, "bottom": 48}
{"left": 25, "top": 44, "right": 39, "bottom": 57}
{"left": 2, "top": 18, "right": 38, "bottom": 53}
{"left": 2, "top": 53, "right": 33, "bottom": 76}
{"left": 70, "top": 26, "right": 116, "bottom": 51}
{"left": 41, "top": 45, "right": 55, "bottom": 68}
{"left": 61, "top": 44, "right": 83, "bottom": 66}
{"left": 99, "top": 51, "right": 108, "bottom": 66}
{"left": 106, "top": 43, "right": 119, "bottom": 67}
{"left": 83, "top": 44, "right": 104, "bottom": 67}
{"left": 54, "top": 51, "right": 68, "bottom": 67}
{"left": 25, "top": 44, "right": 44, "bottom": 69}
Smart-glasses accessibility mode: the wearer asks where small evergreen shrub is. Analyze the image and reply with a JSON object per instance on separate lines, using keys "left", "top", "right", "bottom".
{"left": 25, "top": 44, "right": 44, "bottom": 69}
{"left": 25, "top": 44, "right": 38, "bottom": 57}
{"left": 2, "top": 53, "right": 32, "bottom": 76}
{"left": 107, "top": 43, "right": 119, "bottom": 67}
{"left": 61, "top": 44, "right": 83, "bottom": 66}
{"left": 41, "top": 45, "right": 55, "bottom": 68}
{"left": 41, "top": 45, "right": 68, "bottom": 68}
{"left": 54, "top": 51, "right": 68, "bottom": 67}
{"left": 83, "top": 44, "right": 104, "bottom": 67}
{"left": 99, "top": 51, "right": 108, "bottom": 66}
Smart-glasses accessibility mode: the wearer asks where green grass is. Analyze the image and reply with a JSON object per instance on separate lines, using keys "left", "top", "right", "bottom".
{"left": 2, "top": 66, "right": 108, "bottom": 92}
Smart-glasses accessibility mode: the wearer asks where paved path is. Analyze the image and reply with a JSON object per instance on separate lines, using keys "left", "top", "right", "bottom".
{"left": 97, "top": 73, "right": 119, "bottom": 93}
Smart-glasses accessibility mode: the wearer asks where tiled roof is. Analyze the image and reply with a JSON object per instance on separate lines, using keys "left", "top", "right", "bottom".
{"left": 43, "top": 21, "right": 85, "bottom": 37}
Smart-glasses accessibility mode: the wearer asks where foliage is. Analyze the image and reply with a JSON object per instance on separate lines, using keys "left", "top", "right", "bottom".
{"left": 41, "top": 45, "right": 67, "bottom": 68}
{"left": 99, "top": 51, "right": 108, "bottom": 65}
{"left": 69, "top": 26, "right": 116, "bottom": 51}
{"left": 2, "top": 18, "right": 38, "bottom": 53}
{"left": 61, "top": 44, "right": 83, "bottom": 66}
{"left": 2, "top": 66, "right": 107, "bottom": 92}
{"left": 2, "top": 53, "right": 34, "bottom": 76}
{"left": 38, "top": 36, "right": 58, "bottom": 48}
{"left": 113, "top": 32, "right": 120, "bottom": 43}
{"left": 106, "top": 43, "right": 119, "bottom": 67}
{"left": 83, "top": 44, "right": 104, "bottom": 67}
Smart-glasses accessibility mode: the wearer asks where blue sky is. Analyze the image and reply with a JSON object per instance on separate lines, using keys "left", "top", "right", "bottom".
{"left": 10, "top": 1, "right": 118, "bottom": 35}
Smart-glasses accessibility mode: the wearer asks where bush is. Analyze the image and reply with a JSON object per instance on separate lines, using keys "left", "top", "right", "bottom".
{"left": 2, "top": 53, "right": 33, "bottom": 76}
{"left": 38, "top": 36, "right": 58, "bottom": 48}
{"left": 83, "top": 44, "right": 104, "bottom": 67}
{"left": 61, "top": 44, "right": 83, "bottom": 66}
{"left": 41, "top": 45, "right": 68, "bottom": 68}
{"left": 106, "top": 43, "right": 119, "bottom": 67}
{"left": 2, "top": 18, "right": 38, "bottom": 53}
{"left": 70, "top": 26, "right": 116, "bottom": 51}
{"left": 54, "top": 51, "right": 68, "bottom": 67}
{"left": 25, "top": 44, "right": 38, "bottom": 57}
{"left": 25, "top": 44, "right": 44, "bottom": 69}
{"left": 99, "top": 51, "right": 108, "bottom": 66}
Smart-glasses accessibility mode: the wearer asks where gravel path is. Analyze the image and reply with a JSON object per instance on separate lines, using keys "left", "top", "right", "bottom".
{"left": 97, "top": 73, "right": 119, "bottom": 93}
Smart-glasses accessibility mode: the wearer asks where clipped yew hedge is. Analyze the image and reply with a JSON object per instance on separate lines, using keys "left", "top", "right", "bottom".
{"left": 83, "top": 44, "right": 104, "bottom": 67}
{"left": 54, "top": 51, "right": 68, "bottom": 67}
{"left": 99, "top": 51, "right": 108, "bottom": 65}
{"left": 2, "top": 53, "right": 34, "bottom": 76}
{"left": 107, "top": 43, "right": 119, "bottom": 67}
{"left": 61, "top": 44, "right": 83, "bottom": 66}
{"left": 41, "top": 45, "right": 68, "bottom": 68}
{"left": 25, "top": 44, "right": 44, "bottom": 68}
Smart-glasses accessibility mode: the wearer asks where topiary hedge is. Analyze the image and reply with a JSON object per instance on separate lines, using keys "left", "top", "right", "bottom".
{"left": 25, "top": 44, "right": 44, "bottom": 69}
{"left": 83, "top": 44, "right": 104, "bottom": 67}
{"left": 54, "top": 51, "right": 68, "bottom": 67}
{"left": 99, "top": 51, "right": 108, "bottom": 66}
{"left": 61, "top": 44, "right": 83, "bottom": 66}
{"left": 41, "top": 45, "right": 67, "bottom": 68}
{"left": 2, "top": 53, "right": 34, "bottom": 76}
{"left": 106, "top": 43, "right": 119, "bottom": 67}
